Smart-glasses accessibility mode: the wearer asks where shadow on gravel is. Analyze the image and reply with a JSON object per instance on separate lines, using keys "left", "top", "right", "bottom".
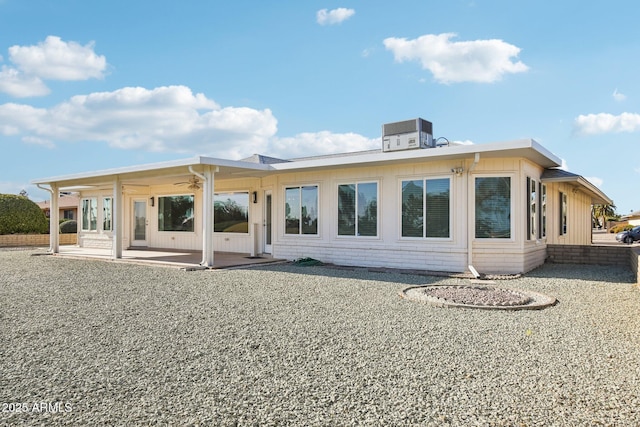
{"left": 525, "top": 262, "right": 636, "bottom": 284}
{"left": 234, "top": 262, "right": 457, "bottom": 286}
{"left": 239, "top": 261, "right": 636, "bottom": 286}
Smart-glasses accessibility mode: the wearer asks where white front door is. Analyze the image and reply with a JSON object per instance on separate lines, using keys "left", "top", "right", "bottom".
{"left": 263, "top": 190, "right": 272, "bottom": 254}
{"left": 131, "top": 199, "right": 148, "bottom": 247}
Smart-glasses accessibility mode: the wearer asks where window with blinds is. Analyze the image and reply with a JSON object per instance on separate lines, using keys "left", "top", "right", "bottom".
{"left": 401, "top": 178, "right": 450, "bottom": 238}
{"left": 475, "top": 177, "right": 511, "bottom": 238}
{"left": 338, "top": 182, "right": 377, "bottom": 237}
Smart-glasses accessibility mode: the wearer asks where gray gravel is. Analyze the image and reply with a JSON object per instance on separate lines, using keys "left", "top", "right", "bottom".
{"left": 1, "top": 249, "right": 640, "bottom": 426}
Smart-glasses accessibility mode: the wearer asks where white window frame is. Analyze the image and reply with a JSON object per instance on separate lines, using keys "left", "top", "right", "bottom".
{"left": 157, "top": 194, "right": 195, "bottom": 233}
{"left": 81, "top": 197, "right": 98, "bottom": 232}
{"left": 213, "top": 191, "right": 250, "bottom": 234}
{"left": 473, "top": 174, "right": 515, "bottom": 241}
{"left": 284, "top": 184, "right": 320, "bottom": 236}
{"left": 398, "top": 176, "right": 452, "bottom": 240}
{"left": 103, "top": 197, "right": 113, "bottom": 232}
{"left": 337, "top": 180, "right": 379, "bottom": 238}
{"left": 527, "top": 177, "right": 537, "bottom": 240}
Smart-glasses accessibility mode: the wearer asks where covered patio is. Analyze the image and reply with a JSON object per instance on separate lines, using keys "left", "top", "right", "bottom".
{"left": 51, "top": 246, "right": 284, "bottom": 270}
{"left": 33, "top": 155, "right": 277, "bottom": 268}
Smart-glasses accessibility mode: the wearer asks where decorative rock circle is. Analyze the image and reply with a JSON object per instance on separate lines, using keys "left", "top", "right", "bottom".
{"left": 401, "top": 282, "right": 556, "bottom": 310}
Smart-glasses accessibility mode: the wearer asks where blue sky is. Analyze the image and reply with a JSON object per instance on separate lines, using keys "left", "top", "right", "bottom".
{"left": 0, "top": 0, "right": 638, "bottom": 214}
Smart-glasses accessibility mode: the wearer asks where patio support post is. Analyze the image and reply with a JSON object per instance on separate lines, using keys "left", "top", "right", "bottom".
{"left": 50, "top": 184, "right": 60, "bottom": 254}
{"left": 112, "top": 176, "right": 123, "bottom": 259}
{"left": 190, "top": 165, "right": 216, "bottom": 267}
{"left": 203, "top": 166, "right": 215, "bottom": 267}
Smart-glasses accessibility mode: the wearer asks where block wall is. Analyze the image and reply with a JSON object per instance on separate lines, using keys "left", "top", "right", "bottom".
{"left": 0, "top": 234, "right": 77, "bottom": 247}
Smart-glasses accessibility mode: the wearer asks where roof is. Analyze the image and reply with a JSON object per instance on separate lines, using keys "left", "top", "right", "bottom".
{"left": 621, "top": 210, "right": 640, "bottom": 220}
{"left": 32, "top": 138, "right": 563, "bottom": 190}
{"left": 541, "top": 168, "right": 613, "bottom": 205}
{"left": 36, "top": 194, "right": 79, "bottom": 209}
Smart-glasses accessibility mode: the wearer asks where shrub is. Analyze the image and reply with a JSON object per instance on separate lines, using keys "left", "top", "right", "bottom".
{"left": 59, "top": 220, "right": 77, "bottom": 234}
{"left": 0, "top": 194, "right": 49, "bottom": 235}
{"left": 609, "top": 224, "right": 634, "bottom": 233}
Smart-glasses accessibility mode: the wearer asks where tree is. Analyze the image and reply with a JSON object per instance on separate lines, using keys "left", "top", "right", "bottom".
{"left": 592, "top": 204, "right": 616, "bottom": 229}
{"left": 0, "top": 194, "right": 48, "bottom": 234}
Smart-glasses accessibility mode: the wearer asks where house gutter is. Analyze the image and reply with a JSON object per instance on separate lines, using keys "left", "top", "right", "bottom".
{"left": 467, "top": 153, "right": 480, "bottom": 274}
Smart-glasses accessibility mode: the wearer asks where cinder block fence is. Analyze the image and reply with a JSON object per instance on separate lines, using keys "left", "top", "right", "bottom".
{"left": 0, "top": 234, "right": 77, "bottom": 248}
{"left": 547, "top": 244, "right": 639, "bottom": 285}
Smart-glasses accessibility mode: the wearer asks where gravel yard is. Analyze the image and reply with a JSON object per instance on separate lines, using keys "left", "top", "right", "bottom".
{"left": 1, "top": 249, "right": 640, "bottom": 426}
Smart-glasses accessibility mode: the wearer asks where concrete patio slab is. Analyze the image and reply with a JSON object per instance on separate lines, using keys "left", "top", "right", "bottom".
{"left": 50, "top": 246, "right": 284, "bottom": 269}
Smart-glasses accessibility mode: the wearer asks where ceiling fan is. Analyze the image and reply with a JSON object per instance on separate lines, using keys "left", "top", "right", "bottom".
{"left": 173, "top": 175, "right": 201, "bottom": 190}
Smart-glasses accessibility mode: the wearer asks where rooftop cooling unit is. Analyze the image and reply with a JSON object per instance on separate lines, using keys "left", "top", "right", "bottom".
{"left": 382, "top": 118, "right": 433, "bottom": 152}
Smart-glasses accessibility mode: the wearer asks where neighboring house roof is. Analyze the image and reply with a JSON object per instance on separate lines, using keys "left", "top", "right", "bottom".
{"left": 36, "top": 195, "right": 79, "bottom": 210}
{"left": 32, "top": 138, "right": 563, "bottom": 189}
{"left": 540, "top": 168, "right": 612, "bottom": 205}
{"left": 621, "top": 210, "right": 640, "bottom": 220}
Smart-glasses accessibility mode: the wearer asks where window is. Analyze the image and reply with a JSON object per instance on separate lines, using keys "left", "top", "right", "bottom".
{"left": 214, "top": 192, "right": 249, "bottom": 233}
{"left": 338, "top": 182, "right": 377, "bottom": 237}
{"left": 285, "top": 185, "right": 318, "bottom": 235}
{"left": 401, "top": 178, "right": 450, "bottom": 238}
{"left": 527, "top": 178, "right": 537, "bottom": 240}
{"left": 540, "top": 183, "right": 547, "bottom": 238}
{"left": 103, "top": 197, "right": 112, "bottom": 231}
{"left": 81, "top": 198, "right": 97, "bottom": 231}
{"left": 158, "top": 195, "right": 194, "bottom": 232}
{"left": 560, "top": 192, "right": 567, "bottom": 235}
{"left": 63, "top": 210, "right": 74, "bottom": 220}
{"left": 475, "top": 177, "right": 511, "bottom": 238}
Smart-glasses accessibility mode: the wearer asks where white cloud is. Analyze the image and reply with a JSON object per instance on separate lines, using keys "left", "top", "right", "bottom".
{"left": 0, "top": 84, "right": 387, "bottom": 159}
{"left": 9, "top": 36, "right": 106, "bottom": 81}
{"left": 316, "top": 8, "right": 355, "bottom": 25}
{"left": 269, "top": 131, "right": 379, "bottom": 159}
{"left": 0, "top": 85, "right": 278, "bottom": 159}
{"left": 574, "top": 112, "right": 640, "bottom": 135}
{"left": 383, "top": 33, "right": 528, "bottom": 83}
{"left": 0, "top": 66, "right": 50, "bottom": 97}
{"left": 613, "top": 88, "right": 626, "bottom": 102}
{"left": 0, "top": 36, "right": 107, "bottom": 97}
{"left": 585, "top": 176, "right": 603, "bottom": 188}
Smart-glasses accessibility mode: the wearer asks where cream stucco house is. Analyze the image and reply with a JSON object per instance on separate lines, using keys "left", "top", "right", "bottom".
{"left": 32, "top": 119, "right": 611, "bottom": 274}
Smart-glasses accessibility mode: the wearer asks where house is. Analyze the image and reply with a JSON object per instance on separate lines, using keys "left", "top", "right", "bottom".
{"left": 31, "top": 119, "right": 612, "bottom": 274}
{"left": 622, "top": 210, "right": 640, "bottom": 226}
{"left": 36, "top": 194, "right": 78, "bottom": 221}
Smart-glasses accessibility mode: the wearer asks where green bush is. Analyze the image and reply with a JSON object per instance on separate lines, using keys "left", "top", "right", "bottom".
{"left": 0, "top": 194, "right": 49, "bottom": 235}
{"left": 609, "top": 224, "right": 634, "bottom": 233}
{"left": 59, "top": 220, "right": 77, "bottom": 234}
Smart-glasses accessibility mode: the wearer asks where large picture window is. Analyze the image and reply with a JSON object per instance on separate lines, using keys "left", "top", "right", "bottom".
{"left": 214, "top": 192, "right": 249, "bottom": 233}
{"left": 285, "top": 185, "right": 318, "bottom": 235}
{"left": 401, "top": 178, "right": 450, "bottom": 238}
{"left": 158, "top": 195, "right": 194, "bottom": 232}
{"left": 475, "top": 177, "right": 511, "bottom": 238}
{"left": 81, "top": 198, "right": 97, "bottom": 231}
{"left": 338, "top": 182, "right": 377, "bottom": 237}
